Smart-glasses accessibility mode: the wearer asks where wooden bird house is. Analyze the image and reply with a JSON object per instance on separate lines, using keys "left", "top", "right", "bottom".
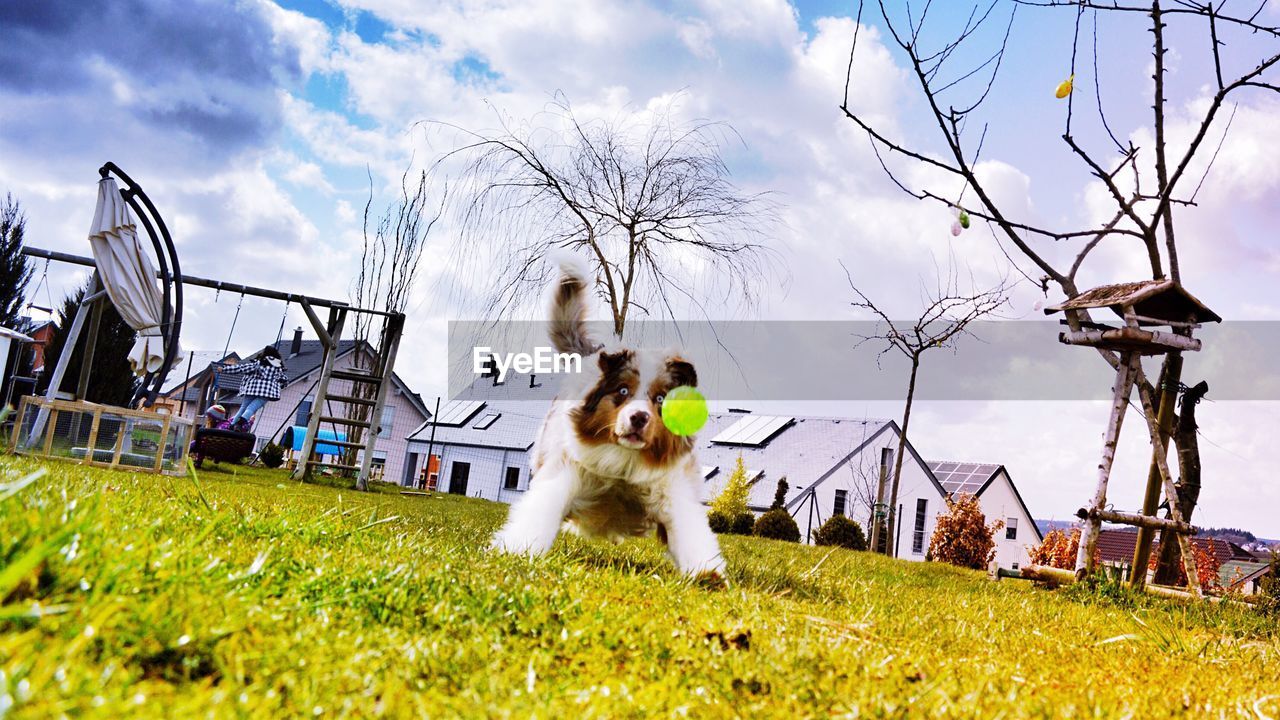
{"left": 1044, "top": 279, "right": 1220, "bottom": 354}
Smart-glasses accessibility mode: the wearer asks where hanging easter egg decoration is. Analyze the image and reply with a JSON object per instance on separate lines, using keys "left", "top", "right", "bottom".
{"left": 951, "top": 221, "right": 963, "bottom": 237}
{"left": 1055, "top": 74, "right": 1074, "bottom": 99}
{"left": 958, "top": 210, "right": 971, "bottom": 229}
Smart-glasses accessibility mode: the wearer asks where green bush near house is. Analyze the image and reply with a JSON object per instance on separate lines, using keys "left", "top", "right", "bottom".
{"left": 812, "top": 515, "right": 867, "bottom": 551}
{"left": 730, "top": 511, "right": 756, "bottom": 535}
{"left": 706, "top": 510, "right": 730, "bottom": 534}
{"left": 753, "top": 509, "right": 800, "bottom": 542}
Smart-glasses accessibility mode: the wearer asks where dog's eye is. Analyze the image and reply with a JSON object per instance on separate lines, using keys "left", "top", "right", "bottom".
{"left": 656, "top": 394, "right": 665, "bottom": 405}
{"left": 618, "top": 387, "right": 629, "bottom": 397}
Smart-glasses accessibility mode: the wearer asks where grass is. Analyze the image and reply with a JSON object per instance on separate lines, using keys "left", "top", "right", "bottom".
{"left": 0, "top": 455, "right": 1277, "bottom": 718}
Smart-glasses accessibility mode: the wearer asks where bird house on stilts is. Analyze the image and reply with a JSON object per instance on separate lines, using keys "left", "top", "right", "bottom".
{"left": 1044, "top": 280, "right": 1220, "bottom": 595}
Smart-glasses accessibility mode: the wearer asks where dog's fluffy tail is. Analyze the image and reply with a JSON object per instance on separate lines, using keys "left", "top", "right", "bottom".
{"left": 548, "top": 254, "right": 598, "bottom": 357}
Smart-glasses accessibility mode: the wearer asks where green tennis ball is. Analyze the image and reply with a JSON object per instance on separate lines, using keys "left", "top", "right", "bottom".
{"left": 662, "top": 385, "right": 708, "bottom": 437}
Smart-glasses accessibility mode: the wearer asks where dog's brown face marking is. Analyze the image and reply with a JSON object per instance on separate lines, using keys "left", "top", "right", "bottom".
{"left": 571, "top": 350, "right": 699, "bottom": 466}
{"left": 571, "top": 350, "right": 638, "bottom": 445}
{"left": 637, "top": 356, "right": 697, "bottom": 467}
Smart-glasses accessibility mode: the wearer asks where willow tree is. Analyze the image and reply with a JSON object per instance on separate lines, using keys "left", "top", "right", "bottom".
{"left": 433, "top": 96, "right": 779, "bottom": 337}
{"left": 842, "top": 0, "right": 1278, "bottom": 582}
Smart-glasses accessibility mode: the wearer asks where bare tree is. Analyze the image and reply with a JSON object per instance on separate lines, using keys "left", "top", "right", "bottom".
{"left": 346, "top": 168, "right": 443, "bottom": 491}
{"left": 430, "top": 95, "right": 780, "bottom": 337}
{"left": 842, "top": 1, "right": 1279, "bottom": 578}
{"left": 842, "top": 260, "right": 1010, "bottom": 557}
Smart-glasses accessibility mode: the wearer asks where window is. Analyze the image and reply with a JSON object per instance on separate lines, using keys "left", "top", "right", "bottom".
{"left": 504, "top": 466, "right": 520, "bottom": 490}
{"left": 1006, "top": 517, "right": 1018, "bottom": 540}
{"left": 378, "top": 406, "right": 395, "bottom": 438}
{"left": 1012, "top": 563, "right": 1020, "bottom": 570}
{"left": 371, "top": 451, "right": 387, "bottom": 479}
{"left": 448, "top": 461, "right": 471, "bottom": 495}
{"left": 473, "top": 413, "right": 501, "bottom": 430}
{"left": 833, "top": 489, "right": 847, "bottom": 517}
{"left": 912, "top": 499, "right": 928, "bottom": 555}
{"left": 879, "top": 447, "right": 894, "bottom": 489}
{"left": 295, "top": 396, "right": 313, "bottom": 427}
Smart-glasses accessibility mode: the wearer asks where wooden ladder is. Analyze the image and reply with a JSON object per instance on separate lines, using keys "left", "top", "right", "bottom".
{"left": 292, "top": 306, "right": 406, "bottom": 486}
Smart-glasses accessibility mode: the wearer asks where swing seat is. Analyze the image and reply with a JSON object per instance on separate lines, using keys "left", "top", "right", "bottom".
{"left": 192, "top": 427, "right": 256, "bottom": 466}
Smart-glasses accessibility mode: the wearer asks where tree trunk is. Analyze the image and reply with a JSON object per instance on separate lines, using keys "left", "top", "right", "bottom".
{"left": 1152, "top": 380, "right": 1208, "bottom": 585}
{"left": 885, "top": 356, "right": 920, "bottom": 558}
{"left": 1130, "top": 351, "right": 1182, "bottom": 588}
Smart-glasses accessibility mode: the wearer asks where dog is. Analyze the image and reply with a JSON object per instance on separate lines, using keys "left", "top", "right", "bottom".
{"left": 489, "top": 258, "right": 725, "bottom": 577}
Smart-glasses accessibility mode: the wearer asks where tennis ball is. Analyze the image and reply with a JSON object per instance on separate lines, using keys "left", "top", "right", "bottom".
{"left": 662, "top": 385, "right": 708, "bottom": 437}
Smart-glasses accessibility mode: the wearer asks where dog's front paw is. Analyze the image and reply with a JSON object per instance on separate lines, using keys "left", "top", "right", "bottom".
{"left": 490, "top": 527, "right": 550, "bottom": 557}
{"left": 693, "top": 569, "right": 728, "bottom": 591}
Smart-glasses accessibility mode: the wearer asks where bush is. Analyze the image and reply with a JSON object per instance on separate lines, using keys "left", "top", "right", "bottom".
{"left": 812, "top": 515, "right": 867, "bottom": 550}
{"left": 754, "top": 510, "right": 800, "bottom": 543}
{"left": 710, "top": 456, "right": 751, "bottom": 518}
{"left": 730, "top": 512, "right": 756, "bottom": 535}
{"left": 1028, "top": 528, "right": 1083, "bottom": 570}
{"left": 1148, "top": 538, "right": 1222, "bottom": 592}
{"left": 928, "top": 494, "right": 1002, "bottom": 570}
{"left": 770, "top": 477, "right": 789, "bottom": 510}
{"left": 258, "top": 442, "right": 285, "bottom": 469}
{"left": 707, "top": 510, "right": 731, "bottom": 534}
{"left": 1258, "top": 555, "right": 1280, "bottom": 615}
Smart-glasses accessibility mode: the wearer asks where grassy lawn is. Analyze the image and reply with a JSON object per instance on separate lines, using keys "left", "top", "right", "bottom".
{"left": 1, "top": 455, "right": 1277, "bottom": 718}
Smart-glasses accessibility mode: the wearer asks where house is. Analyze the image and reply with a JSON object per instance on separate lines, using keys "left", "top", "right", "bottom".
{"left": 404, "top": 371, "right": 1041, "bottom": 568}
{"left": 152, "top": 350, "right": 241, "bottom": 417}
{"left": 1093, "top": 528, "right": 1259, "bottom": 587}
{"left": 1227, "top": 561, "right": 1274, "bottom": 596}
{"left": 926, "top": 461, "right": 1043, "bottom": 570}
{"left": 2, "top": 317, "right": 53, "bottom": 404}
{"left": 160, "top": 328, "right": 432, "bottom": 484}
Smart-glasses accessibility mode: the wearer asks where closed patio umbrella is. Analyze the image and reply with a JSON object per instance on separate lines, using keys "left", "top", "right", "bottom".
{"left": 87, "top": 176, "right": 179, "bottom": 375}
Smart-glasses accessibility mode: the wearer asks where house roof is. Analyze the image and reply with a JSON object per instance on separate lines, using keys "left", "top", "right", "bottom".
{"left": 927, "top": 461, "right": 1002, "bottom": 496}
{"left": 1045, "top": 280, "right": 1221, "bottom": 324}
{"left": 1229, "top": 560, "right": 1274, "bottom": 589}
{"left": 699, "top": 414, "right": 903, "bottom": 510}
{"left": 1094, "top": 529, "right": 1253, "bottom": 567}
{"left": 405, "top": 397, "right": 545, "bottom": 451}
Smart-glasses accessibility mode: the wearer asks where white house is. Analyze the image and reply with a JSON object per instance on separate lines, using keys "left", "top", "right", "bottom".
{"left": 403, "top": 371, "right": 1041, "bottom": 568}
{"left": 925, "top": 461, "right": 1043, "bottom": 570}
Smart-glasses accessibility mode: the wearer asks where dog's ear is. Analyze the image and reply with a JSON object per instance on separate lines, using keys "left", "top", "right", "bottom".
{"left": 666, "top": 357, "right": 697, "bottom": 388}
{"left": 598, "top": 349, "right": 634, "bottom": 376}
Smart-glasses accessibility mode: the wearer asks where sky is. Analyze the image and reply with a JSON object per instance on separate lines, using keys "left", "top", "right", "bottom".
{"left": 1, "top": 0, "right": 1278, "bottom": 536}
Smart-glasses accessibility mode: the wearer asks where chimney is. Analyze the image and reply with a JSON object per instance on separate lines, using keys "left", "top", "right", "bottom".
{"left": 290, "top": 327, "right": 303, "bottom": 357}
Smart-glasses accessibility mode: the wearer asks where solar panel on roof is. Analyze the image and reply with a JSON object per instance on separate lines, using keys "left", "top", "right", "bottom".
{"left": 472, "top": 412, "right": 501, "bottom": 430}
{"left": 711, "top": 415, "right": 770, "bottom": 444}
{"left": 433, "top": 400, "right": 486, "bottom": 426}
{"left": 709, "top": 415, "right": 794, "bottom": 446}
{"left": 934, "top": 462, "right": 959, "bottom": 473}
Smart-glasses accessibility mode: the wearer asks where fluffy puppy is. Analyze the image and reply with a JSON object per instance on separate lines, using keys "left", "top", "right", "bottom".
{"left": 490, "top": 259, "right": 724, "bottom": 577}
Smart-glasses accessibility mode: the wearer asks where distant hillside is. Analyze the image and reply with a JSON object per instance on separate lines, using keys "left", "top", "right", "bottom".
{"left": 1036, "top": 519, "right": 1078, "bottom": 536}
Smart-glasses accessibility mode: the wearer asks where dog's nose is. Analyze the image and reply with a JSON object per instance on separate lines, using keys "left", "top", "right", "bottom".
{"left": 630, "top": 411, "right": 650, "bottom": 430}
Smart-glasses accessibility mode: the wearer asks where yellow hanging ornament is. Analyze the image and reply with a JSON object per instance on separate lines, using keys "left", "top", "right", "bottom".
{"left": 1055, "top": 74, "right": 1074, "bottom": 99}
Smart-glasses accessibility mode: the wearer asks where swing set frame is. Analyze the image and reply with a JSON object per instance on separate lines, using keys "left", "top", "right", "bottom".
{"left": 17, "top": 162, "right": 406, "bottom": 486}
